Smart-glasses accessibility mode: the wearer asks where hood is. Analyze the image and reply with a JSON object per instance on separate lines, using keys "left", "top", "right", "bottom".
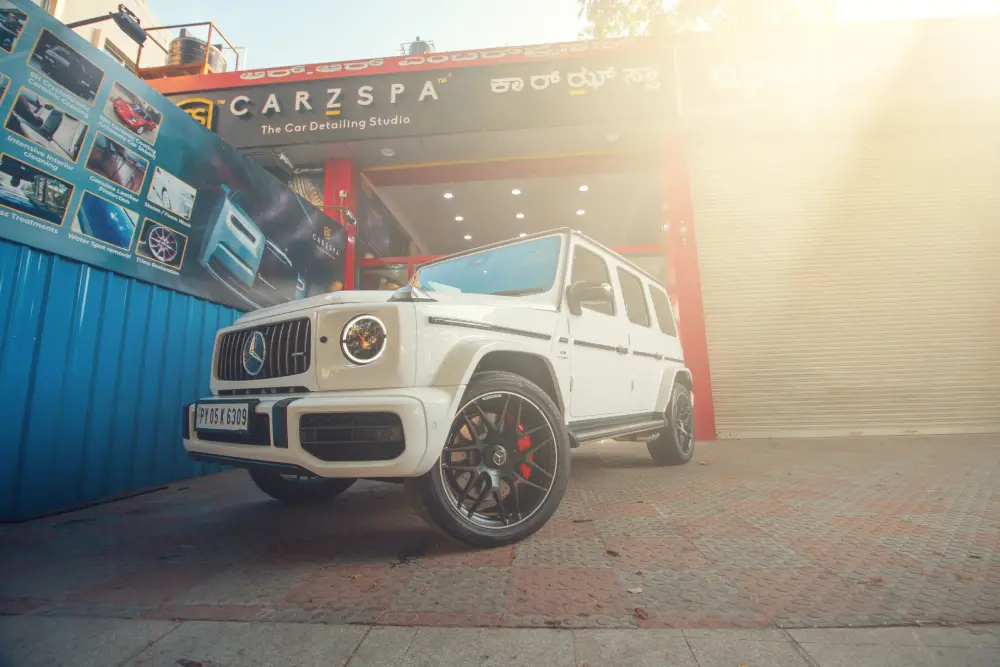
{"left": 234, "top": 290, "right": 394, "bottom": 325}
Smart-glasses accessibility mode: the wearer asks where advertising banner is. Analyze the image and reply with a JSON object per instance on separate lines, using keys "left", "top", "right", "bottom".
{"left": 167, "top": 49, "right": 671, "bottom": 148}
{"left": 357, "top": 181, "right": 398, "bottom": 258}
{"left": 0, "top": 0, "right": 345, "bottom": 311}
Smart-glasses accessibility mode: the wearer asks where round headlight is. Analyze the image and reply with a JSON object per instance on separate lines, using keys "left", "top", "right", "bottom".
{"left": 340, "top": 315, "right": 387, "bottom": 365}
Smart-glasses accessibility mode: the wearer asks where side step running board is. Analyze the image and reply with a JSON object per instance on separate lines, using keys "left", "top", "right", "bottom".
{"left": 570, "top": 418, "right": 666, "bottom": 445}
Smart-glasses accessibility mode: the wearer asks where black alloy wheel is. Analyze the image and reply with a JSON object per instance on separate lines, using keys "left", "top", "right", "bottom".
{"left": 406, "top": 371, "right": 571, "bottom": 547}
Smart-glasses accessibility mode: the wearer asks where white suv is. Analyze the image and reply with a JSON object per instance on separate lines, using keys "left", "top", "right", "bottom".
{"left": 182, "top": 229, "right": 694, "bottom": 547}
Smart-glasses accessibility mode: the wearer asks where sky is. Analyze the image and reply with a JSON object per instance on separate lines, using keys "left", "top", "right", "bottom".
{"left": 148, "top": 0, "right": 1000, "bottom": 70}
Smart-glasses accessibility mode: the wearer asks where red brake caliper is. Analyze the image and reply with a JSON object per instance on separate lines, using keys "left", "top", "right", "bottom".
{"left": 507, "top": 413, "right": 533, "bottom": 479}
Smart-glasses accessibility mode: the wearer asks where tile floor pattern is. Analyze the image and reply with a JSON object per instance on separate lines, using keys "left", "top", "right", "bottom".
{"left": 1, "top": 436, "right": 998, "bottom": 630}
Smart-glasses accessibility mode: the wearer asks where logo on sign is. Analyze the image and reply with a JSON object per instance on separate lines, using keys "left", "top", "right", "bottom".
{"left": 243, "top": 331, "right": 267, "bottom": 376}
{"left": 177, "top": 98, "right": 216, "bottom": 131}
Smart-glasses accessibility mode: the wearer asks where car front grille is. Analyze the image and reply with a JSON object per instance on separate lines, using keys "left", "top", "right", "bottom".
{"left": 216, "top": 318, "right": 311, "bottom": 382}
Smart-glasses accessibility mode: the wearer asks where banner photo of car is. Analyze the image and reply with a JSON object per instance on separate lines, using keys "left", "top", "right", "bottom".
{"left": 0, "top": 0, "right": 346, "bottom": 311}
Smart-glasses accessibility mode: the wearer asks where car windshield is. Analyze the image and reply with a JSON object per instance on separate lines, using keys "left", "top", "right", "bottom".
{"left": 410, "top": 235, "right": 562, "bottom": 296}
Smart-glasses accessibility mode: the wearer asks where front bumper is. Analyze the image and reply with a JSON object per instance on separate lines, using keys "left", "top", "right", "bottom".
{"left": 182, "top": 386, "right": 463, "bottom": 478}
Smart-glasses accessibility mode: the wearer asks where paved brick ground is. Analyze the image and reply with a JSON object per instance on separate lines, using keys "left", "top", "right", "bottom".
{"left": 1, "top": 436, "right": 998, "bottom": 630}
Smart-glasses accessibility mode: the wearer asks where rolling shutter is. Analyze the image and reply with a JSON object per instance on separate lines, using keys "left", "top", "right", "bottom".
{"left": 690, "top": 131, "right": 1000, "bottom": 438}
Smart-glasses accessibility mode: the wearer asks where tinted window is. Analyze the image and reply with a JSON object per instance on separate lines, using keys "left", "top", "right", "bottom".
{"left": 617, "top": 268, "right": 651, "bottom": 327}
{"left": 648, "top": 285, "right": 678, "bottom": 336}
{"left": 570, "top": 245, "right": 615, "bottom": 316}
{"left": 410, "top": 235, "right": 561, "bottom": 296}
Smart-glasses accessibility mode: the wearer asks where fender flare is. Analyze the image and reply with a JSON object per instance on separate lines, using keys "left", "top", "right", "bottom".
{"left": 432, "top": 339, "right": 566, "bottom": 413}
{"left": 654, "top": 367, "right": 694, "bottom": 415}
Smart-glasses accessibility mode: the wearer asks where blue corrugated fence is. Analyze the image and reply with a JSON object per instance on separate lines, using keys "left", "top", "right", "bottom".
{"left": 0, "top": 239, "right": 241, "bottom": 521}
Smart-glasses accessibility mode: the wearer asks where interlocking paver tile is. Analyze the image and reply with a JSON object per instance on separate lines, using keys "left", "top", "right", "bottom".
{"left": 393, "top": 567, "right": 510, "bottom": 612}
{"left": 2, "top": 436, "right": 998, "bottom": 629}
{"left": 616, "top": 569, "right": 763, "bottom": 623}
{"left": 594, "top": 516, "right": 675, "bottom": 538}
{"left": 514, "top": 536, "right": 613, "bottom": 567}
{"left": 602, "top": 536, "right": 709, "bottom": 570}
{"left": 693, "top": 537, "right": 812, "bottom": 569}
{"left": 508, "top": 567, "right": 623, "bottom": 616}
{"left": 278, "top": 564, "right": 412, "bottom": 609}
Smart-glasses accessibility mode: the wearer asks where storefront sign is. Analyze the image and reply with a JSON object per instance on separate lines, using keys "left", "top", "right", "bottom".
{"left": 166, "top": 51, "right": 671, "bottom": 148}
{"left": 0, "top": 0, "right": 344, "bottom": 311}
{"left": 150, "top": 38, "right": 652, "bottom": 94}
{"left": 675, "top": 20, "right": 1000, "bottom": 114}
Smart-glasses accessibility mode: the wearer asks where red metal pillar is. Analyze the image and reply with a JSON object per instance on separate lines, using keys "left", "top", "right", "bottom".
{"left": 323, "top": 158, "right": 359, "bottom": 290}
{"left": 663, "top": 133, "right": 717, "bottom": 440}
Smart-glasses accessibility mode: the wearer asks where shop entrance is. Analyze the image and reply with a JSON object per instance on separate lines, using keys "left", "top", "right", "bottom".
{"left": 355, "top": 168, "right": 668, "bottom": 291}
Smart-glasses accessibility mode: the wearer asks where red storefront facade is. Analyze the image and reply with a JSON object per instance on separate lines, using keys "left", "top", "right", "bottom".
{"left": 150, "top": 16, "right": 1000, "bottom": 440}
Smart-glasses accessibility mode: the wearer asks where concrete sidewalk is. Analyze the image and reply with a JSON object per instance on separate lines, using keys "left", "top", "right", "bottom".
{"left": 1, "top": 616, "right": 998, "bottom": 666}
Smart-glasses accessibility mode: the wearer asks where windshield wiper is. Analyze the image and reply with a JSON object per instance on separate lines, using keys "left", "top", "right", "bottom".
{"left": 488, "top": 288, "right": 544, "bottom": 296}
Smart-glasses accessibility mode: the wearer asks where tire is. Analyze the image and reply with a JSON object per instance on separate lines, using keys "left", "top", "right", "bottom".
{"left": 647, "top": 383, "right": 695, "bottom": 466}
{"left": 405, "top": 370, "right": 571, "bottom": 548}
{"left": 248, "top": 468, "right": 356, "bottom": 504}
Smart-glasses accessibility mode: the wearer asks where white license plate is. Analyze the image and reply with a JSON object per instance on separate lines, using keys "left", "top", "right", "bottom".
{"left": 195, "top": 403, "right": 250, "bottom": 433}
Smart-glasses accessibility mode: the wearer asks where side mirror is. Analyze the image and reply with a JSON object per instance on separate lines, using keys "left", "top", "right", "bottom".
{"left": 566, "top": 280, "right": 614, "bottom": 315}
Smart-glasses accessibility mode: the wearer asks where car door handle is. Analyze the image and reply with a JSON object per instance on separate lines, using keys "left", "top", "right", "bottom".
{"left": 616, "top": 346, "right": 629, "bottom": 355}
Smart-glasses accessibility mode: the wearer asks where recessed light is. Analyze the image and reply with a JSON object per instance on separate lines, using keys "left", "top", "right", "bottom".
{"left": 380, "top": 147, "right": 395, "bottom": 157}
{"left": 444, "top": 192, "right": 454, "bottom": 199}
{"left": 515, "top": 213, "right": 524, "bottom": 219}
{"left": 511, "top": 188, "right": 521, "bottom": 195}
{"left": 463, "top": 234, "right": 472, "bottom": 240}
{"left": 576, "top": 209, "right": 585, "bottom": 216}
{"left": 519, "top": 233, "right": 527, "bottom": 237}
{"left": 455, "top": 215, "right": 464, "bottom": 222}
{"left": 579, "top": 185, "right": 589, "bottom": 192}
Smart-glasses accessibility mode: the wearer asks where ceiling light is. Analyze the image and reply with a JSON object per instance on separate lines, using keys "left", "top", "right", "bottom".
{"left": 444, "top": 192, "right": 453, "bottom": 199}
{"left": 519, "top": 233, "right": 527, "bottom": 237}
{"left": 511, "top": 188, "right": 521, "bottom": 195}
{"left": 579, "top": 185, "right": 589, "bottom": 192}
{"left": 455, "top": 215, "right": 464, "bottom": 222}
{"left": 515, "top": 213, "right": 524, "bottom": 219}
{"left": 463, "top": 234, "right": 472, "bottom": 240}
{"left": 606, "top": 132, "right": 620, "bottom": 142}
{"left": 576, "top": 209, "right": 585, "bottom": 216}
{"left": 380, "top": 147, "right": 395, "bottom": 157}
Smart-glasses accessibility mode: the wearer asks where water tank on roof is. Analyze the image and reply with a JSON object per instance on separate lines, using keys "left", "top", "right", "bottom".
{"left": 168, "top": 28, "right": 228, "bottom": 72}
{"left": 407, "top": 36, "right": 433, "bottom": 55}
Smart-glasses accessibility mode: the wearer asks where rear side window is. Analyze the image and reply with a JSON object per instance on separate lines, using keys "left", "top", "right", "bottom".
{"left": 648, "top": 285, "right": 678, "bottom": 336}
{"left": 570, "top": 246, "right": 615, "bottom": 316}
{"left": 616, "top": 268, "right": 650, "bottom": 327}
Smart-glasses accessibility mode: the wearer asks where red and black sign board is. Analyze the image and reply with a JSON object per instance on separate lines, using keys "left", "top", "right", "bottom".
{"left": 167, "top": 50, "right": 673, "bottom": 148}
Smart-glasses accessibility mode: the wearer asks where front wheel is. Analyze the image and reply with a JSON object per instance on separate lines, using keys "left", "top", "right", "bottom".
{"left": 405, "top": 371, "right": 571, "bottom": 548}
{"left": 248, "top": 468, "right": 356, "bottom": 504}
{"left": 647, "top": 384, "right": 695, "bottom": 466}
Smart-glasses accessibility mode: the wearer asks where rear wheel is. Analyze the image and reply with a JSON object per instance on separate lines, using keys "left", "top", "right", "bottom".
{"left": 406, "top": 371, "right": 570, "bottom": 548}
{"left": 647, "top": 384, "right": 695, "bottom": 466}
{"left": 248, "top": 468, "right": 356, "bottom": 504}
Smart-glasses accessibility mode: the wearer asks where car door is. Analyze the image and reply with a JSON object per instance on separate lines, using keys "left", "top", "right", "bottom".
{"left": 647, "top": 282, "right": 686, "bottom": 406}
{"left": 565, "top": 242, "right": 630, "bottom": 419}
{"left": 614, "top": 265, "right": 662, "bottom": 416}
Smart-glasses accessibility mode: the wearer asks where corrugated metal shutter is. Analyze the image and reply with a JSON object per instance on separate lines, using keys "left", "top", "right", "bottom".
{"left": 690, "top": 131, "right": 1000, "bottom": 438}
{"left": 0, "top": 240, "right": 242, "bottom": 521}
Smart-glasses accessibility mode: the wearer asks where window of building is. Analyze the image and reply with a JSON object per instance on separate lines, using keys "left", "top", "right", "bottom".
{"left": 617, "top": 268, "right": 651, "bottom": 327}
{"left": 648, "top": 285, "right": 678, "bottom": 337}
{"left": 104, "top": 41, "right": 136, "bottom": 72}
{"left": 569, "top": 245, "right": 615, "bottom": 316}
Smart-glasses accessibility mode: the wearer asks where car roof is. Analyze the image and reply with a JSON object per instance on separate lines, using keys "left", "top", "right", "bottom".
{"left": 417, "top": 228, "right": 665, "bottom": 287}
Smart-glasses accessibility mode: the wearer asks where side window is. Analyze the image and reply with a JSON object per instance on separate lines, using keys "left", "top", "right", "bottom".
{"left": 648, "top": 285, "right": 678, "bottom": 337}
{"left": 616, "top": 268, "right": 651, "bottom": 327}
{"left": 570, "top": 245, "right": 615, "bottom": 316}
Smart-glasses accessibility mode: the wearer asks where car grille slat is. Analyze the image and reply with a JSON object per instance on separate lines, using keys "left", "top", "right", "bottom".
{"left": 216, "top": 317, "right": 311, "bottom": 382}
